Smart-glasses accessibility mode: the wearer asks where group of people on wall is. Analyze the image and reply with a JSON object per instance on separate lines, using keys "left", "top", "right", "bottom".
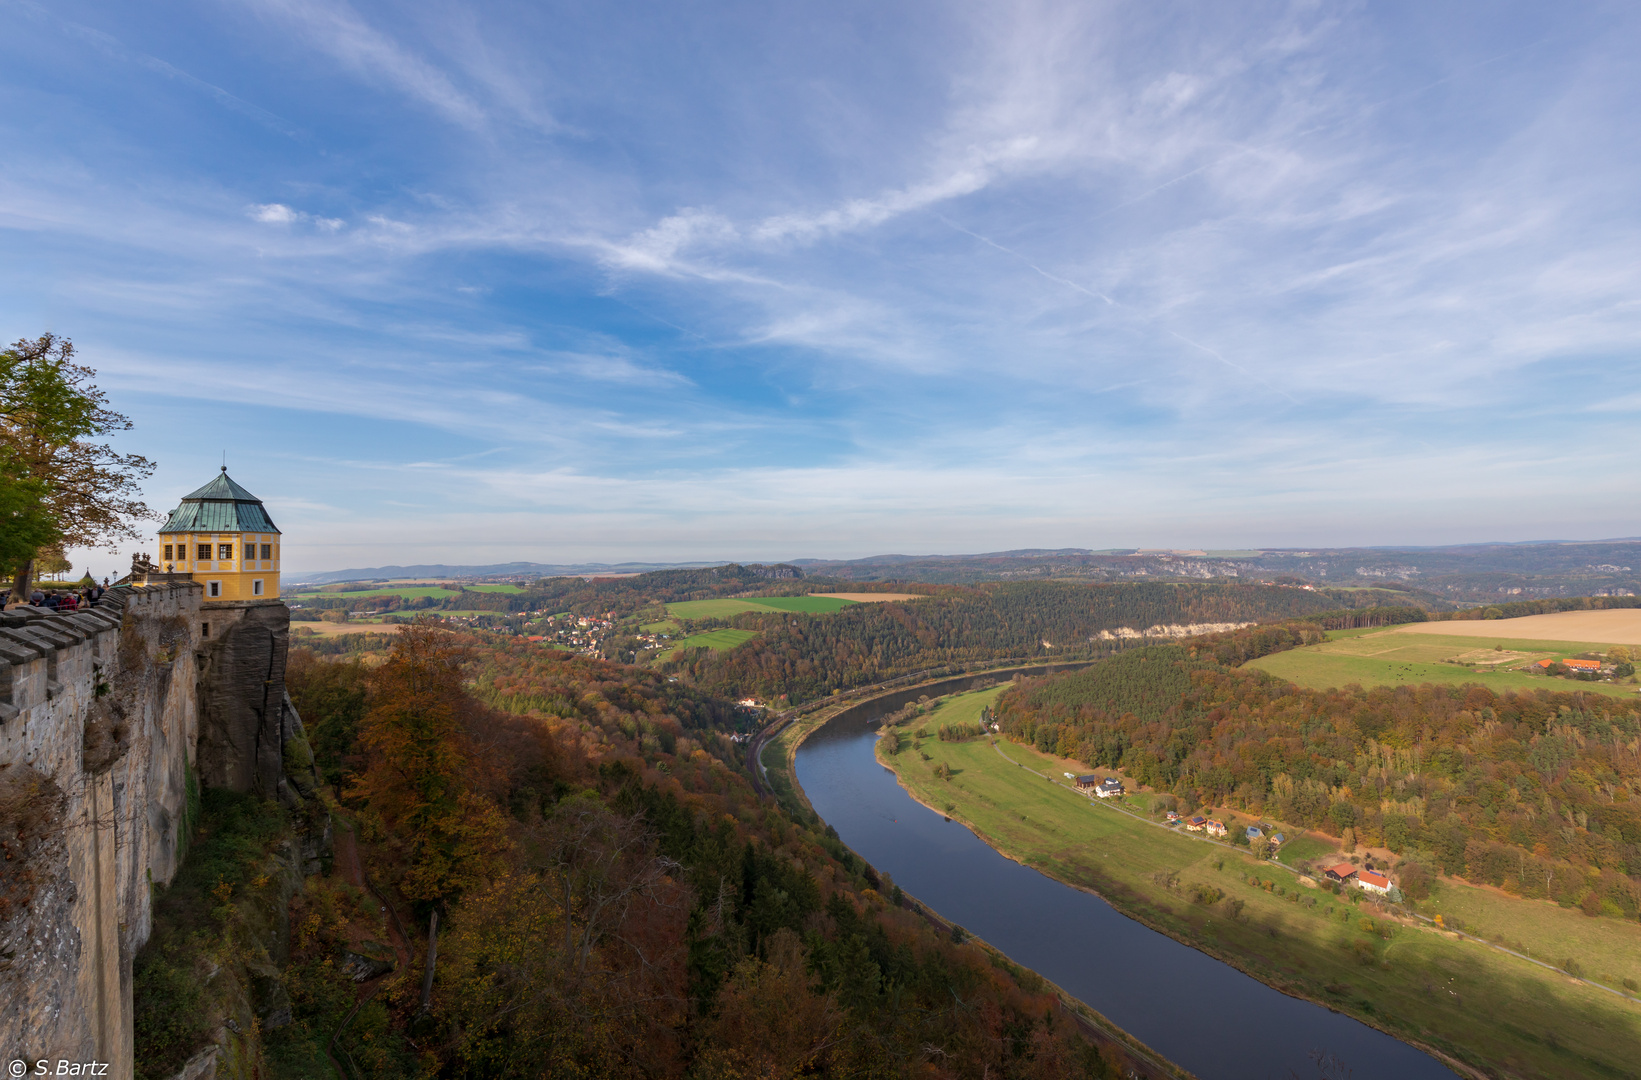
{"left": 3, "top": 580, "right": 110, "bottom": 612}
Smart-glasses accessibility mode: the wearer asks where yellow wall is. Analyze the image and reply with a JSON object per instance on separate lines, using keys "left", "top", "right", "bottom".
{"left": 157, "top": 532, "right": 281, "bottom": 602}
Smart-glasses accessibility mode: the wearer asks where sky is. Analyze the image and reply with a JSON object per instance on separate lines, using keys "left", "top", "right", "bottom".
{"left": 3, "top": 0, "right": 1639, "bottom": 579}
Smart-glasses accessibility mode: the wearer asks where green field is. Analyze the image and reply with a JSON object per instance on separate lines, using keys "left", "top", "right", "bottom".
{"left": 1250, "top": 628, "right": 1641, "bottom": 700}
{"left": 671, "top": 628, "right": 759, "bottom": 652}
{"left": 665, "top": 595, "right": 857, "bottom": 619}
{"left": 873, "top": 688, "right": 1641, "bottom": 1079}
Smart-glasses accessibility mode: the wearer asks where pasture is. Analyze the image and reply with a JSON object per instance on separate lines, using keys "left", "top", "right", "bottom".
{"left": 671, "top": 628, "right": 759, "bottom": 652}
{"left": 1397, "top": 608, "right": 1641, "bottom": 645}
{"left": 665, "top": 596, "right": 856, "bottom": 619}
{"left": 877, "top": 688, "right": 1641, "bottom": 1078}
{"left": 1249, "top": 628, "right": 1640, "bottom": 700}
{"left": 290, "top": 621, "right": 402, "bottom": 637}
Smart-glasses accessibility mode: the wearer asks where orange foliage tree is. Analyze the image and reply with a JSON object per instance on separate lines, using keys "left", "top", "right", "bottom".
{"left": 352, "top": 618, "right": 509, "bottom": 904}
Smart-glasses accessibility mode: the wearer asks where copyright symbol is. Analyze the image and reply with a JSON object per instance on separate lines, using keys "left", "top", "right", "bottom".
{"left": 8, "top": 1060, "right": 27, "bottom": 1078}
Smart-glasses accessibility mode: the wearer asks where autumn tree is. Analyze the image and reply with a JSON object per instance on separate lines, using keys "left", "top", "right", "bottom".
{"left": 1, "top": 333, "right": 155, "bottom": 594}
{"left": 691, "top": 928, "right": 843, "bottom": 1079}
{"left": 352, "top": 619, "right": 509, "bottom": 905}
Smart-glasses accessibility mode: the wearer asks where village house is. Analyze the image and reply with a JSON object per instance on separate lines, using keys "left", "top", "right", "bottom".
{"left": 1186, "top": 816, "right": 1207, "bottom": 831}
{"left": 1166, "top": 811, "right": 1180, "bottom": 824}
{"left": 1075, "top": 774, "right": 1100, "bottom": 791}
{"left": 1323, "top": 863, "right": 1358, "bottom": 885}
{"left": 1245, "top": 825, "right": 1263, "bottom": 841}
{"left": 1095, "top": 777, "right": 1124, "bottom": 799}
{"left": 1205, "top": 819, "right": 1227, "bottom": 838}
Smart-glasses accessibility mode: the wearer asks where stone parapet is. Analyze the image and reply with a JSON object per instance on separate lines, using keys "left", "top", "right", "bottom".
{"left": 0, "top": 583, "right": 204, "bottom": 1078}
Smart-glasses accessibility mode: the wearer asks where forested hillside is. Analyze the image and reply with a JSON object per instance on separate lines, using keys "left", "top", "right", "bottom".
{"left": 996, "top": 638, "right": 1641, "bottom": 915}
{"left": 667, "top": 582, "right": 1413, "bottom": 703}
{"left": 294, "top": 563, "right": 874, "bottom": 618}
{"left": 136, "top": 621, "right": 1135, "bottom": 1079}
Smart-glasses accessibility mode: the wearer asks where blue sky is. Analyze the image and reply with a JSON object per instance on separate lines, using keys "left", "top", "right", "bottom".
{"left": 3, "top": 0, "right": 1638, "bottom": 577}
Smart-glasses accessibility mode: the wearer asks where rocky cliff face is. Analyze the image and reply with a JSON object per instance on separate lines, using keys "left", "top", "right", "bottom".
{"left": 0, "top": 585, "right": 318, "bottom": 1080}
{"left": 195, "top": 603, "right": 289, "bottom": 798}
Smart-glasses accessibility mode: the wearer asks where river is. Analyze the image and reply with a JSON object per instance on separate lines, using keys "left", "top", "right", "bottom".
{"left": 793, "top": 689, "right": 1458, "bottom": 1080}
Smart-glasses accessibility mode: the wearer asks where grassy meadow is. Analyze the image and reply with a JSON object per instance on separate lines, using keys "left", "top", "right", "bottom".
{"left": 665, "top": 595, "right": 859, "bottom": 620}
{"left": 1247, "top": 627, "right": 1641, "bottom": 701}
{"left": 670, "top": 628, "right": 760, "bottom": 653}
{"left": 873, "top": 687, "right": 1641, "bottom": 1079}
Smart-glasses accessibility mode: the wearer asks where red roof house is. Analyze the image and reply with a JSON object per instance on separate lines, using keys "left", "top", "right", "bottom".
{"left": 1323, "top": 864, "right": 1358, "bottom": 884}
{"left": 1358, "top": 870, "right": 1392, "bottom": 894}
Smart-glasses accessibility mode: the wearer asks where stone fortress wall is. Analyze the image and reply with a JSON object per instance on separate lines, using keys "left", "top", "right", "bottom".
{"left": 0, "top": 581, "right": 310, "bottom": 1080}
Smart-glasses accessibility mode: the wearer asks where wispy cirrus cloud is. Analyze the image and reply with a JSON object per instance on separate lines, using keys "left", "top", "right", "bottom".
{"left": 239, "top": 0, "right": 490, "bottom": 129}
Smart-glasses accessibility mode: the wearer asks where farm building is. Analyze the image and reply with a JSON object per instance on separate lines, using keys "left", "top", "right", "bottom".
{"left": 1324, "top": 864, "right": 1358, "bottom": 885}
{"left": 1358, "top": 870, "right": 1392, "bottom": 895}
{"left": 1538, "top": 657, "right": 1602, "bottom": 672}
{"left": 1270, "top": 833, "right": 1285, "bottom": 846}
{"left": 1075, "top": 775, "right": 1100, "bottom": 791}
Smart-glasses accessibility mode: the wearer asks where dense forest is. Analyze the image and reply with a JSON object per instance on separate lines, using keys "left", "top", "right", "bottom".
{"left": 995, "top": 637, "right": 1641, "bottom": 916}
{"left": 666, "top": 582, "right": 1419, "bottom": 704}
{"left": 134, "top": 622, "right": 1135, "bottom": 1079}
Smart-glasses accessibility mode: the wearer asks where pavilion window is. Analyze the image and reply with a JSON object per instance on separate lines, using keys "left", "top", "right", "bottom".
{"left": 197, "top": 544, "right": 211, "bottom": 561}
{"left": 244, "top": 543, "right": 256, "bottom": 561}
{"left": 218, "top": 543, "right": 233, "bottom": 560}
{"left": 260, "top": 544, "right": 272, "bottom": 560}
{"left": 163, "top": 544, "right": 173, "bottom": 561}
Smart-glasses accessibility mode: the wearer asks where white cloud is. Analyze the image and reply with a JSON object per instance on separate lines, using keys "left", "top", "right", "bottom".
{"left": 252, "top": 202, "right": 299, "bottom": 224}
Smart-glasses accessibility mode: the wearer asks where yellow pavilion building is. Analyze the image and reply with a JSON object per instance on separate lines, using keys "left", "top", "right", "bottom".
{"left": 156, "top": 468, "right": 282, "bottom": 602}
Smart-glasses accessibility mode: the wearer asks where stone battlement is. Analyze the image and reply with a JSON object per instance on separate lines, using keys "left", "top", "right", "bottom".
{"left": 0, "top": 580, "right": 309, "bottom": 1079}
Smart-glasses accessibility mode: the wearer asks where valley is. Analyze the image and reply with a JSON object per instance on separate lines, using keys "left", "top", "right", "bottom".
{"left": 872, "top": 685, "right": 1641, "bottom": 1078}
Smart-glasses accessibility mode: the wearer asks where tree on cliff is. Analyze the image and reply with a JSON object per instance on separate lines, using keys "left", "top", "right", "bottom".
{"left": 351, "top": 619, "right": 510, "bottom": 905}
{"left": 1, "top": 333, "right": 156, "bottom": 594}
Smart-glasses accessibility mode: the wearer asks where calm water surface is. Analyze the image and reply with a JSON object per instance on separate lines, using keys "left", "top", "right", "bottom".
{"left": 795, "top": 699, "right": 1456, "bottom": 1080}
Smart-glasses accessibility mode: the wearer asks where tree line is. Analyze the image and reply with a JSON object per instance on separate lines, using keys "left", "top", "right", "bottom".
{"left": 665, "top": 582, "right": 1415, "bottom": 704}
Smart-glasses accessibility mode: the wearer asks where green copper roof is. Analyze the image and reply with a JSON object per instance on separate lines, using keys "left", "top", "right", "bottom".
{"left": 159, "top": 468, "right": 281, "bottom": 534}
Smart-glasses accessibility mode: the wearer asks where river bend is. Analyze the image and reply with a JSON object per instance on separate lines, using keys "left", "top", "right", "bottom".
{"left": 793, "top": 689, "right": 1457, "bottom": 1080}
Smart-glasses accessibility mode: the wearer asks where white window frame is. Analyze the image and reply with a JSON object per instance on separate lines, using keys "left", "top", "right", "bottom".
{"left": 208, "top": 580, "right": 222, "bottom": 598}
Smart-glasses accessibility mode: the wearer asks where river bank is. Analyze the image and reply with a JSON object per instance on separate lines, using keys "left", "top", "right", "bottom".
{"left": 873, "top": 687, "right": 1641, "bottom": 1080}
